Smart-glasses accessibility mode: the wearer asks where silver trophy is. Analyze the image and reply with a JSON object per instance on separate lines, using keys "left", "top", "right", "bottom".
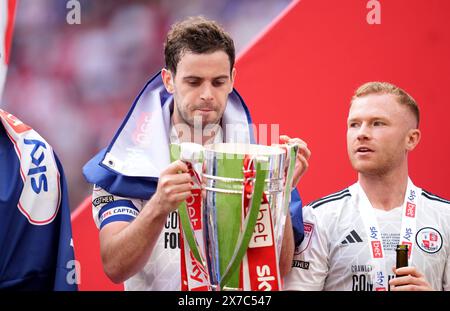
{"left": 172, "top": 142, "right": 298, "bottom": 290}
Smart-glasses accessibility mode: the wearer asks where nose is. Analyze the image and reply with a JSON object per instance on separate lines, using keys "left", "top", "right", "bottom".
{"left": 200, "top": 84, "right": 214, "bottom": 102}
{"left": 356, "top": 123, "right": 370, "bottom": 141}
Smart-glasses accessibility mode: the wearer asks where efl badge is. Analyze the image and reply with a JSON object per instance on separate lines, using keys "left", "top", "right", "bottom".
{"left": 295, "top": 222, "right": 314, "bottom": 255}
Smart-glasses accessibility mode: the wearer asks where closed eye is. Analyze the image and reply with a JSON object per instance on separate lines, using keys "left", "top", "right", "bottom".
{"left": 212, "top": 79, "right": 227, "bottom": 87}
{"left": 373, "top": 120, "right": 386, "bottom": 126}
{"left": 185, "top": 79, "right": 200, "bottom": 86}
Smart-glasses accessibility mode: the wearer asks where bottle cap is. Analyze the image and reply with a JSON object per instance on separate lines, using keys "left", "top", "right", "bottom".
{"left": 396, "top": 244, "right": 408, "bottom": 251}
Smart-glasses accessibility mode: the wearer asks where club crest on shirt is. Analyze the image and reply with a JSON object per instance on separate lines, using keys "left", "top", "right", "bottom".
{"left": 416, "top": 227, "right": 443, "bottom": 254}
{"left": 295, "top": 222, "right": 314, "bottom": 255}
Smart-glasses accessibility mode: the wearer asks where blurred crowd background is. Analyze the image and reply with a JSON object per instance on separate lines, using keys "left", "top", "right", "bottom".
{"left": 1, "top": 0, "right": 291, "bottom": 210}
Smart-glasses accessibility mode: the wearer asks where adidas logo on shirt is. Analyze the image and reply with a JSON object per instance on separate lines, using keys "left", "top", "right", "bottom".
{"left": 341, "top": 230, "right": 363, "bottom": 245}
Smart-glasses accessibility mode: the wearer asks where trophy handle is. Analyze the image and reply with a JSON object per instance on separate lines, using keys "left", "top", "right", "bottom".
{"left": 219, "top": 155, "right": 269, "bottom": 289}
{"left": 275, "top": 143, "right": 299, "bottom": 255}
{"left": 282, "top": 143, "right": 299, "bottom": 210}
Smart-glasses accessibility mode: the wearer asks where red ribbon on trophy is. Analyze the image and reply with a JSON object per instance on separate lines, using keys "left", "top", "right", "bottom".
{"left": 179, "top": 162, "right": 211, "bottom": 291}
{"left": 242, "top": 156, "right": 281, "bottom": 291}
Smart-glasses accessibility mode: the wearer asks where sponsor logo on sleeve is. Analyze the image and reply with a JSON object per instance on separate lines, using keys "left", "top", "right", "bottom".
{"left": 92, "top": 195, "right": 115, "bottom": 207}
{"left": 292, "top": 260, "right": 310, "bottom": 270}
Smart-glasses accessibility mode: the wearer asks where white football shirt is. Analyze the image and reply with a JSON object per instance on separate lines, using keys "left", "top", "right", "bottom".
{"left": 284, "top": 183, "right": 450, "bottom": 291}
{"left": 92, "top": 186, "right": 182, "bottom": 290}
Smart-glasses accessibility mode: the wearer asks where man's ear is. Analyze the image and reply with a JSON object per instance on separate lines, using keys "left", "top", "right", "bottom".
{"left": 162, "top": 68, "right": 175, "bottom": 94}
{"left": 406, "top": 128, "right": 421, "bottom": 152}
{"left": 229, "top": 67, "right": 236, "bottom": 93}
